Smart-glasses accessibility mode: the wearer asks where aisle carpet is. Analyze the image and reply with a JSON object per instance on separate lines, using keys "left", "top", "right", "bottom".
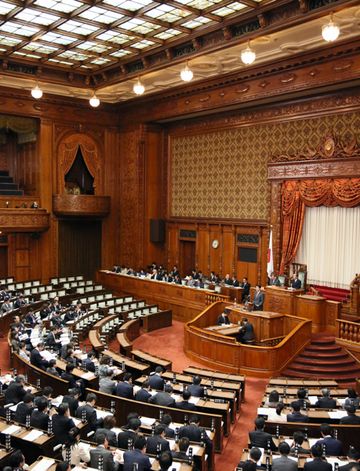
{"left": 0, "top": 321, "right": 268, "bottom": 471}
{"left": 133, "top": 321, "right": 268, "bottom": 471}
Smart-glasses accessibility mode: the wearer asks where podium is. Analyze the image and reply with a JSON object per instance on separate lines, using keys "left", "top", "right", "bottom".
{"left": 264, "top": 286, "right": 304, "bottom": 315}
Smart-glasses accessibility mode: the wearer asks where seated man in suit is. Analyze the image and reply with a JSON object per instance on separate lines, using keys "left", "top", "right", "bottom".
{"left": 287, "top": 403, "right": 309, "bottom": 423}
{"left": 237, "top": 318, "right": 255, "bottom": 344}
{"left": 148, "top": 366, "right": 165, "bottom": 390}
{"left": 249, "top": 417, "right": 277, "bottom": 451}
{"left": 4, "top": 375, "right": 27, "bottom": 404}
{"left": 224, "top": 274, "right": 233, "bottom": 285}
{"left": 52, "top": 403, "right": 76, "bottom": 444}
{"left": 14, "top": 393, "right": 34, "bottom": 424}
{"left": 253, "top": 285, "right": 264, "bottom": 311}
{"left": 149, "top": 384, "right": 175, "bottom": 407}
{"left": 160, "top": 414, "right": 175, "bottom": 439}
{"left": 268, "top": 272, "right": 281, "bottom": 286}
{"left": 315, "top": 423, "right": 343, "bottom": 456}
{"left": 118, "top": 417, "right": 142, "bottom": 449}
{"left": 290, "top": 388, "right": 310, "bottom": 409}
{"left": 237, "top": 447, "right": 262, "bottom": 470}
{"left": 272, "top": 441, "right": 298, "bottom": 471}
{"left": 90, "top": 433, "right": 120, "bottom": 471}
{"left": 303, "top": 444, "right": 332, "bottom": 471}
{"left": 339, "top": 448, "right": 360, "bottom": 471}
{"left": 291, "top": 274, "right": 302, "bottom": 289}
{"left": 146, "top": 424, "right": 170, "bottom": 455}
{"left": 134, "top": 380, "right": 152, "bottom": 402}
{"left": 179, "top": 415, "right": 213, "bottom": 467}
{"left": 290, "top": 431, "right": 311, "bottom": 456}
{"left": 175, "top": 389, "right": 197, "bottom": 411}
{"left": 217, "top": 309, "right": 231, "bottom": 325}
{"left": 30, "top": 342, "right": 49, "bottom": 371}
{"left": 315, "top": 388, "right": 337, "bottom": 409}
{"left": 241, "top": 277, "right": 251, "bottom": 303}
{"left": 76, "top": 392, "right": 103, "bottom": 431}
{"left": 158, "top": 451, "right": 173, "bottom": 471}
{"left": 62, "top": 388, "right": 80, "bottom": 417}
{"left": 45, "top": 326, "right": 62, "bottom": 352}
{"left": 93, "top": 415, "right": 117, "bottom": 447}
{"left": 187, "top": 376, "right": 204, "bottom": 398}
{"left": 30, "top": 397, "right": 50, "bottom": 430}
{"left": 172, "top": 437, "right": 190, "bottom": 461}
{"left": 83, "top": 351, "right": 97, "bottom": 373}
{"left": 123, "top": 436, "right": 151, "bottom": 471}
{"left": 115, "top": 372, "right": 134, "bottom": 399}
{"left": 99, "top": 369, "right": 117, "bottom": 395}
{"left": 340, "top": 404, "right": 360, "bottom": 425}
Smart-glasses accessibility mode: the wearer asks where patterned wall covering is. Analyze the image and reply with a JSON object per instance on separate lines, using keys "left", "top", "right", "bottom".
{"left": 170, "top": 112, "right": 360, "bottom": 220}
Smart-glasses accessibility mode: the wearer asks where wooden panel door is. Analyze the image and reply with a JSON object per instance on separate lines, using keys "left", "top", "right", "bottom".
{"left": 0, "top": 247, "right": 7, "bottom": 278}
{"left": 180, "top": 240, "right": 195, "bottom": 278}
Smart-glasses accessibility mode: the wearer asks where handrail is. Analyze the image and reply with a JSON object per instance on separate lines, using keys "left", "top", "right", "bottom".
{"left": 336, "top": 318, "right": 360, "bottom": 343}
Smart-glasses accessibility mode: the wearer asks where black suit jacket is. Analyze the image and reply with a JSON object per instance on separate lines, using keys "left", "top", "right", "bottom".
{"left": 339, "top": 461, "right": 359, "bottom": 471}
{"left": 148, "top": 392, "right": 175, "bottom": 407}
{"left": 4, "top": 382, "right": 27, "bottom": 404}
{"left": 76, "top": 403, "right": 102, "bottom": 431}
{"left": 52, "top": 414, "right": 75, "bottom": 444}
{"left": 94, "top": 428, "right": 117, "bottom": 447}
{"left": 115, "top": 381, "right": 134, "bottom": 399}
{"left": 187, "top": 384, "right": 204, "bottom": 398}
{"left": 217, "top": 314, "right": 230, "bottom": 325}
{"left": 117, "top": 429, "right": 138, "bottom": 449}
{"left": 315, "top": 397, "right": 337, "bottom": 409}
{"left": 287, "top": 411, "right": 309, "bottom": 422}
{"left": 62, "top": 395, "right": 79, "bottom": 417}
{"left": 146, "top": 435, "right": 170, "bottom": 455}
{"left": 303, "top": 458, "right": 332, "bottom": 471}
{"left": 30, "top": 409, "right": 49, "bottom": 430}
{"left": 135, "top": 388, "right": 152, "bottom": 402}
{"left": 148, "top": 374, "right": 164, "bottom": 390}
{"left": 30, "top": 348, "right": 49, "bottom": 370}
{"left": 175, "top": 400, "right": 197, "bottom": 411}
{"left": 249, "top": 430, "right": 277, "bottom": 451}
{"left": 339, "top": 414, "right": 360, "bottom": 424}
{"left": 14, "top": 402, "right": 33, "bottom": 424}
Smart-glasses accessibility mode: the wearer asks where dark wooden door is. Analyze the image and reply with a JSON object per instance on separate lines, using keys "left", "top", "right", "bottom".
{"left": 0, "top": 246, "right": 8, "bottom": 278}
{"left": 180, "top": 240, "right": 196, "bottom": 278}
{"left": 58, "top": 220, "right": 102, "bottom": 279}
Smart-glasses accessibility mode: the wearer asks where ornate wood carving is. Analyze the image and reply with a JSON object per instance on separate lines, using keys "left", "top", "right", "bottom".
{"left": 52, "top": 195, "right": 110, "bottom": 217}
{"left": 0, "top": 209, "right": 50, "bottom": 232}
{"left": 268, "top": 135, "right": 360, "bottom": 180}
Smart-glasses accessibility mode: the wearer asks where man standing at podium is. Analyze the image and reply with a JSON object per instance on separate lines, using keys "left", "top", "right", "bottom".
{"left": 253, "top": 285, "right": 264, "bottom": 311}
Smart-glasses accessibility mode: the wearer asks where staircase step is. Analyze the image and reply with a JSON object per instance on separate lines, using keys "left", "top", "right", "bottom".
{"left": 295, "top": 356, "right": 355, "bottom": 366}
{"left": 0, "top": 170, "right": 9, "bottom": 176}
{"left": 0, "top": 183, "right": 19, "bottom": 190}
{"left": 304, "top": 346, "right": 343, "bottom": 354}
{"left": 0, "top": 176, "right": 13, "bottom": 183}
{"left": 287, "top": 361, "right": 359, "bottom": 374}
{"left": 300, "top": 351, "right": 348, "bottom": 360}
{"left": 310, "top": 336, "right": 335, "bottom": 344}
{"left": 281, "top": 369, "right": 360, "bottom": 382}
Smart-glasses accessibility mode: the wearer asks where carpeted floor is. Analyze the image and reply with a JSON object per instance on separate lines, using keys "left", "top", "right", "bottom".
{"left": 133, "top": 321, "right": 268, "bottom": 471}
{"left": 0, "top": 321, "right": 268, "bottom": 471}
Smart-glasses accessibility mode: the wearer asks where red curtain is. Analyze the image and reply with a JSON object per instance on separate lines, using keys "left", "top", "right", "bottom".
{"left": 279, "top": 178, "right": 360, "bottom": 273}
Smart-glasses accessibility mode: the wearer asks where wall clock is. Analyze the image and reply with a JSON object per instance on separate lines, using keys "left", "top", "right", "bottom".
{"left": 212, "top": 239, "right": 219, "bottom": 249}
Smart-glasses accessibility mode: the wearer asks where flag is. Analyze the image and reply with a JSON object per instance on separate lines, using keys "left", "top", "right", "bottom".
{"left": 267, "top": 229, "right": 274, "bottom": 276}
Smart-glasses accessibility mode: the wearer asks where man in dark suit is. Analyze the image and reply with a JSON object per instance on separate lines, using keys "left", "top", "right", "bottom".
{"left": 249, "top": 417, "right": 277, "bottom": 451}
{"left": 237, "top": 446, "right": 263, "bottom": 470}
{"left": 160, "top": 414, "right": 175, "bottom": 439}
{"left": 61, "top": 363, "right": 80, "bottom": 389}
{"left": 290, "top": 431, "right": 311, "bottom": 456}
{"left": 290, "top": 388, "right": 310, "bottom": 409}
{"left": 135, "top": 380, "right": 152, "bottom": 402}
{"left": 148, "top": 366, "right": 165, "bottom": 390}
{"left": 45, "top": 326, "right": 62, "bottom": 352}
{"left": 187, "top": 376, "right": 204, "bottom": 398}
{"left": 94, "top": 415, "right": 117, "bottom": 447}
{"left": 62, "top": 388, "right": 80, "bottom": 417}
{"left": 90, "top": 433, "right": 119, "bottom": 471}
{"left": 149, "top": 384, "right": 175, "bottom": 407}
{"left": 237, "top": 318, "right": 255, "bottom": 344}
{"left": 30, "top": 397, "right": 50, "bottom": 430}
{"left": 315, "top": 388, "right": 337, "bottom": 409}
{"left": 339, "top": 447, "right": 360, "bottom": 471}
{"left": 76, "top": 392, "right": 103, "bottom": 431}
{"left": 268, "top": 273, "right": 281, "bottom": 286}
{"left": 175, "top": 389, "right": 197, "bottom": 411}
{"left": 287, "top": 403, "right": 309, "bottom": 422}
{"left": 303, "top": 444, "right": 332, "bottom": 471}
{"left": 83, "top": 351, "right": 97, "bottom": 372}
{"left": 117, "top": 417, "right": 141, "bottom": 449}
{"left": 253, "top": 285, "right": 264, "bottom": 311}
{"left": 232, "top": 276, "right": 240, "bottom": 287}
{"left": 14, "top": 393, "right": 34, "bottom": 424}
{"left": 146, "top": 424, "right": 170, "bottom": 455}
{"left": 123, "top": 436, "right": 151, "bottom": 471}
{"left": 241, "top": 277, "right": 251, "bottom": 302}
{"left": 172, "top": 437, "right": 190, "bottom": 461}
{"left": 115, "top": 372, "right": 134, "bottom": 399}
{"left": 52, "top": 403, "right": 75, "bottom": 444}
{"left": 224, "top": 274, "right": 233, "bottom": 285}
{"left": 179, "top": 415, "right": 213, "bottom": 466}
{"left": 340, "top": 405, "right": 360, "bottom": 424}
{"left": 291, "top": 274, "right": 302, "bottom": 289}
{"left": 30, "top": 342, "right": 49, "bottom": 370}
{"left": 217, "top": 310, "right": 231, "bottom": 325}
{"left": 315, "top": 423, "right": 343, "bottom": 456}
{"left": 4, "top": 375, "right": 27, "bottom": 404}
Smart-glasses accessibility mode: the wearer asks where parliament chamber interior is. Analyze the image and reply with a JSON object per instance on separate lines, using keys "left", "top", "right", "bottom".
{"left": 0, "top": 0, "right": 360, "bottom": 470}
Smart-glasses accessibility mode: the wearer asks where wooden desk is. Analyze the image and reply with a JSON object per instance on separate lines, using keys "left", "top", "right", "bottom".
{"left": 295, "top": 295, "right": 326, "bottom": 333}
{"left": 142, "top": 309, "right": 172, "bottom": 332}
{"left": 264, "top": 286, "right": 304, "bottom": 315}
{"left": 132, "top": 349, "right": 172, "bottom": 370}
{"left": 104, "top": 349, "right": 150, "bottom": 378}
{"left": 96, "top": 271, "right": 229, "bottom": 322}
{"left": 224, "top": 309, "right": 284, "bottom": 341}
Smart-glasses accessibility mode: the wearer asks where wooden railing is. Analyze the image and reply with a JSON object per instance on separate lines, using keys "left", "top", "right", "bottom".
{"left": 205, "top": 292, "right": 230, "bottom": 305}
{"left": 336, "top": 319, "right": 360, "bottom": 343}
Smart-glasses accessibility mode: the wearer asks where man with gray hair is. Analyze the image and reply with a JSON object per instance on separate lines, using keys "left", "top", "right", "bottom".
{"left": 315, "top": 388, "right": 336, "bottom": 409}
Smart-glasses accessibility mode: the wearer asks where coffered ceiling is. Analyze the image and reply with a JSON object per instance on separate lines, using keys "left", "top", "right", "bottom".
{"left": 0, "top": 0, "right": 359, "bottom": 104}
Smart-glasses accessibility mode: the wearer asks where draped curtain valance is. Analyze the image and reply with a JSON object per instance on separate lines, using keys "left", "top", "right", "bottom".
{"left": 280, "top": 178, "right": 360, "bottom": 273}
{"left": 0, "top": 115, "right": 38, "bottom": 144}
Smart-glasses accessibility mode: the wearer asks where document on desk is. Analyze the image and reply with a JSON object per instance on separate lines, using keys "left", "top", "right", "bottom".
{"left": 2, "top": 424, "right": 21, "bottom": 435}
{"left": 96, "top": 409, "right": 113, "bottom": 419}
{"left": 23, "top": 429, "right": 43, "bottom": 441}
{"left": 308, "top": 395, "right": 318, "bottom": 405}
{"left": 328, "top": 410, "right": 347, "bottom": 419}
{"left": 141, "top": 416, "right": 156, "bottom": 426}
{"left": 31, "top": 458, "right": 55, "bottom": 471}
